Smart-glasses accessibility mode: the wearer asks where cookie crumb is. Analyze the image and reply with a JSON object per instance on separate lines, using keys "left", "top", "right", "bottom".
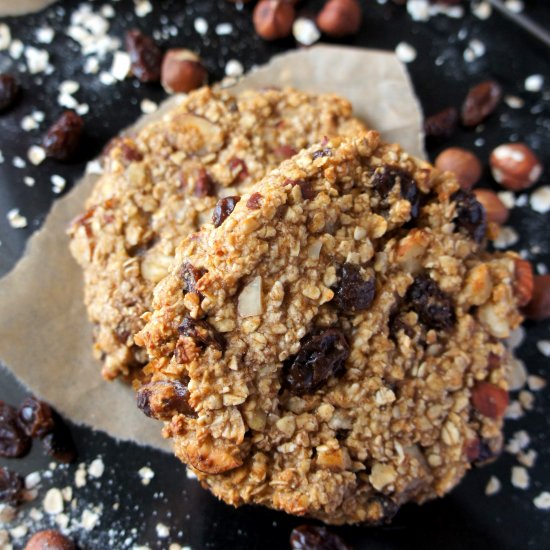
{"left": 28, "top": 145, "right": 46, "bottom": 166}
{"left": 7, "top": 208, "right": 27, "bottom": 229}
{"left": 530, "top": 186, "right": 550, "bottom": 214}
{"left": 88, "top": 457, "right": 105, "bottom": 478}
{"left": 194, "top": 18, "right": 208, "bottom": 35}
{"left": 511, "top": 466, "right": 530, "bottom": 489}
{"left": 43, "top": 488, "right": 64, "bottom": 515}
{"left": 395, "top": 42, "right": 417, "bottom": 63}
{"left": 534, "top": 492, "right": 550, "bottom": 510}
{"left": 525, "top": 74, "right": 543, "bottom": 92}
{"left": 138, "top": 466, "right": 155, "bottom": 486}
{"left": 140, "top": 99, "right": 158, "bottom": 114}
{"left": 155, "top": 523, "right": 169, "bottom": 538}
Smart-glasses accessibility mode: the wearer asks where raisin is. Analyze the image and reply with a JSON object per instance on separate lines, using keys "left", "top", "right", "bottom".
{"left": 372, "top": 167, "right": 420, "bottom": 218}
{"left": 369, "top": 494, "right": 400, "bottom": 524}
{"left": 42, "top": 111, "right": 84, "bottom": 161}
{"left": 474, "top": 436, "right": 502, "bottom": 466}
{"left": 180, "top": 262, "right": 206, "bottom": 294}
{"left": 212, "top": 196, "right": 240, "bottom": 227}
{"left": 194, "top": 169, "right": 216, "bottom": 197}
{"left": 461, "top": 80, "right": 502, "bottom": 127}
{"left": 288, "top": 179, "right": 316, "bottom": 200}
{"left": 40, "top": 412, "right": 77, "bottom": 463}
{"left": 0, "top": 401, "right": 31, "bottom": 458}
{"left": 389, "top": 314, "right": 415, "bottom": 340}
{"left": 17, "top": 397, "right": 55, "bottom": 438}
{"left": 451, "top": 190, "right": 487, "bottom": 243}
{"left": 137, "top": 378, "right": 196, "bottom": 420}
{"left": 407, "top": 275, "right": 455, "bottom": 330}
{"left": 274, "top": 145, "right": 297, "bottom": 160}
{"left": 332, "top": 263, "right": 376, "bottom": 312}
{"left": 125, "top": 29, "right": 162, "bottom": 82}
{"left": 312, "top": 148, "right": 333, "bottom": 160}
{"left": 464, "top": 438, "right": 481, "bottom": 462}
{"left": 246, "top": 192, "right": 262, "bottom": 209}
{"left": 25, "top": 529, "right": 75, "bottom": 550}
{"left": 283, "top": 329, "right": 349, "bottom": 396}
{"left": 0, "top": 74, "right": 20, "bottom": 112}
{"left": 424, "top": 107, "right": 458, "bottom": 139}
{"left": 290, "top": 525, "right": 350, "bottom": 550}
{"left": 0, "top": 467, "right": 24, "bottom": 505}
{"left": 471, "top": 382, "right": 508, "bottom": 418}
{"left": 178, "top": 316, "right": 225, "bottom": 351}
{"left": 120, "top": 140, "right": 143, "bottom": 163}
{"left": 229, "top": 157, "right": 249, "bottom": 183}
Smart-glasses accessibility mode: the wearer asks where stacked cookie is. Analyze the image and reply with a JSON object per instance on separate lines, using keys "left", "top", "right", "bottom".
{"left": 70, "top": 87, "right": 524, "bottom": 524}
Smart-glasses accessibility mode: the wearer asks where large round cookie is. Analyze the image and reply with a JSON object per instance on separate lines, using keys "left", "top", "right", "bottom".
{"left": 68, "top": 87, "right": 367, "bottom": 380}
{"left": 135, "top": 132, "right": 523, "bottom": 524}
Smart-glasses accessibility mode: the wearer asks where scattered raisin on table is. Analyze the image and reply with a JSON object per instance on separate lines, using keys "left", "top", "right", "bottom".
{"left": 43, "top": 111, "right": 84, "bottom": 161}
{"left": 212, "top": 196, "right": 241, "bottom": 227}
{"left": 424, "top": 107, "right": 458, "bottom": 139}
{"left": 0, "top": 401, "right": 31, "bottom": 458}
{"left": 332, "top": 263, "right": 376, "bottom": 312}
{"left": 407, "top": 275, "right": 455, "bottom": 330}
{"left": 17, "top": 396, "right": 55, "bottom": 438}
{"left": 0, "top": 73, "right": 20, "bottom": 112}
{"left": 41, "top": 416, "right": 77, "bottom": 463}
{"left": 461, "top": 80, "right": 502, "bottom": 127}
{"left": 0, "top": 466, "right": 24, "bottom": 505}
{"left": 284, "top": 329, "right": 349, "bottom": 396}
{"left": 137, "top": 378, "right": 196, "bottom": 420}
{"left": 451, "top": 190, "right": 487, "bottom": 243}
{"left": 178, "top": 316, "right": 225, "bottom": 350}
{"left": 290, "top": 524, "right": 350, "bottom": 550}
{"left": 125, "top": 29, "right": 162, "bottom": 82}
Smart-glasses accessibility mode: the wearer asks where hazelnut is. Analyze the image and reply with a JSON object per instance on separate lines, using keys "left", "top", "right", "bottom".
{"left": 523, "top": 275, "right": 550, "bottom": 321}
{"left": 471, "top": 382, "right": 509, "bottom": 419}
{"left": 473, "top": 189, "right": 509, "bottom": 224}
{"left": 317, "top": 0, "right": 362, "bottom": 37}
{"left": 253, "top": 0, "right": 295, "bottom": 41}
{"left": 161, "top": 49, "right": 207, "bottom": 94}
{"left": 25, "top": 530, "right": 75, "bottom": 550}
{"left": 514, "top": 258, "right": 534, "bottom": 307}
{"left": 490, "top": 143, "right": 543, "bottom": 191}
{"left": 435, "top": 147, "right": 482, "bottom": 190}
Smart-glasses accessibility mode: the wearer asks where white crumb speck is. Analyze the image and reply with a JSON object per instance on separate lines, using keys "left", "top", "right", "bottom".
{"left": 497, "top": 191, "right": 515, "bottom": 209}
{"left": 505, "top": 0, "right": 524, "bottom": 13}
{"left": 86, "top": 159, "right": 103, "bottom": 174}
{"left": 21, "top": 115, "right": 39, "bottom": 131}
{"left": 58, "top": 92, "right": 78, "bottom": 109}
{"left": 75, "top": 464, "right": 87, "bottom": 488}
{"left": 464, "top": 39, "right": 485, "bottom": 62}
{"left": 25, "top": 46, "right": 49, "bottom": 74}
{"left": 76, "top": 103, "right": 90, "bottom": 115}
{"left": 536, "top": 340, "right": 550, "bottom": 356}
{"left": 511, "top": 466, "right": 530, "bottom": 489}
{"left": 493, "top": 225, "right": 519, "bottom": 249}
{"left": 292, "top": 17, "right": 321, "bottom": 46}
{"left": 525, "top": 74, "right": 544, "bottom": 92}
{"left": 36, "top": 27, "right": 55, "bottom": 44}
{"left": 28, "top": 145, "right": 46, "bottom": 166}
{"left": 215, "top": 23, "right": 233, "bottom": 36}
{"left": 9, "top": 524, "right": 27, "bottom": 539}
{"left": 505, "top": 400, "right": 524, "bottom": 420}
{"left": 101, "top": 4, "right": 115, "bottom": 18}
{"left": 13, "top": 156, "right": 26, "bottom": 168}
{"left": 519, "top": 390, "right": 534, "bottom": 410}
{"left": 140, "top": 98, "right": 158, "bottom": 114}
{"left": 504, "top": 95, "right": 524, "bottom": 109}
{"left": 528, "top": 374, "right": 546, "bottom": 392}
{"left": 138, "top": 466, "right": 155, "bottom": 486}
{"left": 0, "top": 23, "right": 11, "bottom": 50}
{"left": 534, "top": 492, "right": 550, "bottom": 510}
{"left": 59, "top": 80, "right": 80, "bottom": 95}
{"left": 24, "top": 472, "right": 41, "bottom": 490}
{"left": 135, "top": 0, "right": 153, "bottom": 17}
{"left": 472, "top": 1, "right": 492, "bottom": 19}
{"left": 530, "top": 186, "right": 550, "bottom": 214}
{"left": 61, "top": 486, "right": 73, "bottom": 501}
{"left": 99, "top": 71, "right": 116, "bottom": 86}
{"left": 10, "top": 39, "right": 23, "bottom": 59}
{"left": 7, "top": 209, "right": 27, "bottom": 229}
{"left": 518, "top": 449, "right": 538, "bottom": 468}
{"left": 485, "top": 476, "right": 501, "bottom": 495}
{"left": 81, "top": 508, "right": 100, "bottom": 530}
{"left": 194, "top": 17, "right": 208, "bottom": 35}
{"left": 186, "top": 468, "right": 197, "bottom": 480}
{"left": 43, "top": 488, "right": 64, "bottom": 514}
{"left": 88, "top": 457, "right": 105, "bottom": 478}
{"left": 225, "top": 59, "right": 244, "bottom": 77}
{"left": 33, "top": 111, "right": 45, "bottom": 122}
{"left": 24, "top": 176, "right": 35, "bottom": 187}
{"left": 156, "top": 523, "right": 169, "bottom": 538}
{"left": 395, "top": 42, "right": 417, "bottom": 63}
{"left": 84, "top": 56, "right": 100, "bottom": 74}
{"left": 407, "top": 0, "right": 430, "bottom": 21}
{"left": 111, "top": 51, "right": 131, "bottom": 80}
{"left": 55, "top": 512, "right": 70, "bottom": 529}
{"left": 506, "top": 430, "right": 530, "bottom": 454}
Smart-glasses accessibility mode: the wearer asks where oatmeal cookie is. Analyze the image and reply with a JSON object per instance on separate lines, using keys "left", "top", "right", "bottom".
{"left": 68, "top": 87, "right": 367, "bottom": 380}
{"left": 135, "top": 132, "right": 523, "bottom": 524}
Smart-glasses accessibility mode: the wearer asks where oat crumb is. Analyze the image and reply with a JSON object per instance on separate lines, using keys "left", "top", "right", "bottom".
{"left": 511, "top": 466, "right": 530, "bottom": 489}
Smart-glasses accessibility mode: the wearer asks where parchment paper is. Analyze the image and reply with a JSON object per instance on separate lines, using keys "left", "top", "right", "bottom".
{"left": 0, "top": 0, "right": 56, "bottom": 16}
{"left": 0, "top": 46, "right": 424, "bottom": 451}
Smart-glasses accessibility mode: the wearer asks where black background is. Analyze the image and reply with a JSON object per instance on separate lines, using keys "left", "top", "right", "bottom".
{"left": 1, "top": 1, "right": 550, "bottom": 548}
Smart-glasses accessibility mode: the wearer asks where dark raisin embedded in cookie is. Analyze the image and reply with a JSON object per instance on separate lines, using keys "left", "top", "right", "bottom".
{"left": 284, "top": 329, "right": 349, "bottom": 395}
{"left": 194, "top": 169, "right": 216, "bottom": 198}
{"left": 137, "top": 379, "right": 196, "bottom": 420}
{"left": 451, "top": 190, "right": 487, "bottom": 244}
{"left": 180, "top": 262, "right": 206, "bottom": 295}
{"left": 332, "top": 263, "right": 376, "bottom": 312}
{"left": 290, "top": 524, "right": 350, "bottom": 550}
{"left": 212, "top": 196, "right": 241, "bottom": 227}
{"left": 246, "top": 192, "right": 263, "bottom": 209}
{"left": 178, "top": 316, "right": 225, "bottom": 351}
{"left": 406, "top": 274, "right": 455, "bottom": 330}
{"left": 372, "top": 167, "right": 420, "bottom": 218}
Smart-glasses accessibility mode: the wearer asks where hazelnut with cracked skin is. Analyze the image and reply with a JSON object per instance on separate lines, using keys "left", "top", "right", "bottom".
{"left": 435, "top": 147, "right": 482, "bottom": 190}
{"left": 25, "top": 530, "right": 75, "bottom": 550}
{"left": 473, "top": 189, "right": 509, "bottom": 225}
{"left": 161, "top": 49, "right": 207, "bottom": 94}
{"left": 317, "top": 0, "right": 362, "bottom": 37}
{"left": 253, "top": 0, "right": 295, "bottom": 41}
{"left": 490, "top": 143, "right": 542, "bottom": 191}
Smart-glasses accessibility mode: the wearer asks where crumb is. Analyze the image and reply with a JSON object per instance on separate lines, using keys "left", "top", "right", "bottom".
{"left": 534, "top": 492, "right": 550, "bottom": 510}
{"left": 511, "top": 466, "right": 530, "bottom": 489}
{"left": 7, "top": 208, "right": 28, "bottom": 229}
{"left": 140, "top": 99, "right": 158, "bottom": 114}
{"left": 215, "top": 23, "right": 233, "bottom": 36}
{"left": 225, "top": 59, "right": 244, "bottom": 78}
{"left": 530, "top": 186, "right": 550, "bottom": 214}
{"left": 28, "top": 145, "right": 46, "bottom": 166}
{"left": 138, "top": 466, "right": 155, "bottom": 486}
{"left": 485, "top": 475, "right": 501, "bottom": 495}
{"left": 518, "top": 449, "right": 537, "bottom": 468}
{"left": 525, "top": 74, "right": 544, "bottom": 92}
{"left": 88, "top": 457, "right": 105, "bottom": 478}
{"left": 194, "top": 18, "right": 208, "bottom": 35}
{"left": 43, "top": 488, "right": 64, "bottom": 515}
{"left": 395, "top": 42, "right": 417, "bottom": 63}
{"left": 155, "top": 523, "right": 169, "bottom": 538}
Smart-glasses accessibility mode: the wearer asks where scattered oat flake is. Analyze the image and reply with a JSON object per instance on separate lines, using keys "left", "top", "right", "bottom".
{"left": 88, "top": 457, "right": 105, "bottom": 478}
{"left": 111, "top": 51, "right": 131, "bottom": 80}
{"left": 76, "top": 103, "right": 90, "bottom": 115}
{"left": 84, "top": 56, "right": 100, "bottom": 74}
{"left": 493, "top": 226, "right": 519, "bottom": 249}
{"left": 58, "top": 92, "right": 78, "bottom": 109}
{"left": 518, "top": 449, "right": 538, "bottom": 468}
{"left": 28, "top": 145, "right": 46, "bottom": 166}
{"left": 215, "top": 23, "right": 233, "bottom": 36}
{"left": 21, "top": 115, "right": 39, "bottom": 131}
{"left": 534, "top": 492, "right": 550, "bottom": 510}
{"left": 395, "top": 42, "right": 417, "bottom": 63}
{"left": 24, "top": 176, "right": 35, "bottom": 187}
{"left": 511, "top": 466, "right": 530, "bottom": 489}
{"left": 43, "top": 488, "right": 64, "bottom": 514}
{"left": 25, "top": 46, "right": 50, "bottom": 74}
{"left": 292, "top": 18, "right": 321, "bottom": 46}
{"left": 156, "top": 523, "right": 170, "bottom": 538}
{"left": 530, "top": 186, "right": 550, "bottom": 214}
{"left": 525, "top": 74, "right": 544, "bottom": 92}
{"left": 527, "top": 374, "right": 546, "bottom": 391}
{"left": 485, "top": 476, "right": 501, "bottom": 496}
{"left": 75, "top": 464, "right": 87, "bottom": 488}
{"left": 101, "top": 4, "right": 115, "bottom": 18}
{"left": 10, "top": 524, "right": 28, "bottom": 539}
{"left": 140, "top": 98, "right": 158, "bottom": 114}
{"left": 504, "top": 95, "right": 524, "bottom": 109}
{"left": 194, "top": 17, "right": 208, "bottom": 35}
{"left": 506, "top": 430, "right": 530, "bottom": 454}
{"left": 36, "top": 27, "right": 55, "bottom": 44}
{"left": 519, "top": 390, "right": 534, "bottom": 410}
{"left": 24, "top": 472, "right": 41, "bottom": 490}
{"left": 225, "top": 59, "right": 244, "bottom": 78}
{"left": 81, "top": 508, "right": 101, "bottom": 530}
{"left": 59, "top": 80, "right": 80, "bottom": 95}
{"left": 135, "top": 0, "right": 153, "bottom": 17}
{"left": 505, "top": 400, "right": 524, "bottom": 420}
{"left": 13, "top": 156, "right": 26, "bottom": 168}
{"left": 99, "top": 71, "right": 116, "bottom": 86}
{"left": 7, "top": 208, "right": 27, "bottom": 228}
{"left": 536, "top": 340, "right": 550, "bottom": 356}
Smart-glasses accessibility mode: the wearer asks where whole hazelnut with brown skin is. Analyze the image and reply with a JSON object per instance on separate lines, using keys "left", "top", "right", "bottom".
{"left": 253, "top": 0, "right": 296, "bottom": 41}
{"left": 25, "top": 530, "right": 75, "bottom": 550}
{"left": 523, "top": 275, "right": 550, "bottom": 321}
{"left": 473, "top": 189, "right": 509, "bottom": 225}
{"left": 513, "top": 258, "right": 534, "bottom": 307}
{"left": 489, "top": 143, "right": 543, "bottom": 191}
{"left": 435, "top": 147, "right": 482, "bottom": 190}
{"left": 161, "top": 49, "right": 207, "bottom": 94}
{"left": 317, "top": 0, "right": 362, "bottom": 37}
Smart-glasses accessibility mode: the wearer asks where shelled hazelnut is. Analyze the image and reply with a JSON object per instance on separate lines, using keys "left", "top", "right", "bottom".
{"left": 473, "top": 189, "right": 509, "bottom": 225}
{"left": 317, "top": 0, "right": 362, "bottom": 37}
{"left": 253, "top": 0, "right": 296, "bottom": 41}
{"left": 161, "top": 49, "right": 207, "bottom": 94}
{"left": 435, "top": 147, "right": 482, "bottom": 190}
{"left": 490, "top": 143, "right": 542, "bottom": 191}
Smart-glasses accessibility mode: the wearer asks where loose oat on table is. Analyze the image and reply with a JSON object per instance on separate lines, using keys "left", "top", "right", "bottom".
{"left": 135, "top": 132, "right": 524, "bottom": 524}
{"left": 68, "top": 86, "right": 367, "bottom": 380}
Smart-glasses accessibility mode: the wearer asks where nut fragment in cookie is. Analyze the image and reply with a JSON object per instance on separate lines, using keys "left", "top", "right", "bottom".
{"left": 68, "top": 86, "right": 368, "bottom": 380}
{"left": 137, "top": 133, "right": 524, "bottom": 524}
